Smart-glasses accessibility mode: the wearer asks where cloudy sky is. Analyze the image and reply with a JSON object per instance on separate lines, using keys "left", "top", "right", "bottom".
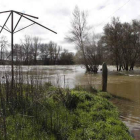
{"left": 0, "top": 0, "right": 140, "bottom": 52}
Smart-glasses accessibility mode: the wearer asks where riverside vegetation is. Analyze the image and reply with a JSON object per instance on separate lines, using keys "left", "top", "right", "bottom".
{"left": 0, "top": 74, "right": 134, "bottom": 140}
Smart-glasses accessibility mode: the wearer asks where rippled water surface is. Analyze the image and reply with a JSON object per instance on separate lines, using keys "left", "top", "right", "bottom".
{"left": 0, "top": 65, "right": 140, "bottom": 139}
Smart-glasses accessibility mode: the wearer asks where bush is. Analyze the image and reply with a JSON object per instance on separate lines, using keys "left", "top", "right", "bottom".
{"left": 0, "top": 84, "right": 133, "bottom": 140}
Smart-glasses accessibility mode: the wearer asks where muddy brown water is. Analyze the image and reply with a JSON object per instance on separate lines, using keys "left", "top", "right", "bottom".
{"left": 0, "top": 65, "right": 140, "bottom": 139}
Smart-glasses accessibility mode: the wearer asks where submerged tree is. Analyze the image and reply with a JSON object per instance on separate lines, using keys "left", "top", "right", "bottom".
{"left": 66, "top": 6, "right": 102, "bottom": 73}
{"left": 101, "top": 17, "right": 140, "bottom": 71}
{"left": 66, "top": 6, "right": 91, "bottom": 72}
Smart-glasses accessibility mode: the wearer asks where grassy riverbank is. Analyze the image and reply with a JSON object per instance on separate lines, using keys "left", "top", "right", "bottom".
{"left": 0, "top": 83, "right": 133, "bottom": 140}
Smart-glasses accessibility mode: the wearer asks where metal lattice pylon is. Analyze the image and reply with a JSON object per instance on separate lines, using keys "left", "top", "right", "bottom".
{"left": 0, "top": 10, "right": 57, "bottom": 89}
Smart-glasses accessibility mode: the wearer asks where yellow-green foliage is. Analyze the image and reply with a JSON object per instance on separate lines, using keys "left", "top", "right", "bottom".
{"left": 97, "top": 92, "right": 112, "bottom": 99}
{"left": 0, "top": 85, "right": 133, "bottom": 140}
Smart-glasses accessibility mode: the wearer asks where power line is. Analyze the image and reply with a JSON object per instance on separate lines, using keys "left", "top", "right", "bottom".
{"left": 97, "top": 0, "right": 131, "bottom": 27}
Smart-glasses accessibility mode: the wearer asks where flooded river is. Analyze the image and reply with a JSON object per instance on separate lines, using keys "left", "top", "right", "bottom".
{"left": 0, "top": 65, "right": 140, "bottom": 139}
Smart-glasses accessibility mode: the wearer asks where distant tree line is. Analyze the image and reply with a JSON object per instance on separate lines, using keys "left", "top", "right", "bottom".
{"left": 100, "top": 17, "right": 140, "bottom": 71}
{"left": 1, "top": 7, "right": 140, "bottom": 72}
{"left": 0, "top": 35, "right": 75, "bottom": 65}
{"left": 67, "top": 6, "right": 140, "bottom": 72}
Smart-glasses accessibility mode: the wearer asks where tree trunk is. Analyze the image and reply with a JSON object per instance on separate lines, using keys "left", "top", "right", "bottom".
{"left": 116, "top": 64, "right": 118, "bottom": 71}
{"left": 130, "top": 63, "right": 134, "bottom": 71}
{"left": 125, "top": 63, "right": 128, "bottom": 71}
{"left": 119, "top": 65, "right": 122, "bottom": 71}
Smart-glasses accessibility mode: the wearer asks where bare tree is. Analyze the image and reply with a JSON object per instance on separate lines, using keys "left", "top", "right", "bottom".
{"left": 47, "top": 41, "right": 61, "bottom": 65}
{"left": 39, "top": 43, "right": 49, "bottom": 63}
{"left": 32, "top": 37, "right": 41, "bottom": 64}
{"left": 102, "top": 17, "right": 126, "bottom": 71}
{"left": 39, "top": 41, "right": 61, "bottom": 65}
{"left": 0, "top": 36, "right": 8, "bottom": 64}
{"left": 66, "top": 6, "right": 91, "bottom": 72}
{"left": 84, "top": 34, "right": 103, "bottom": 73}
{"left": 60, "top": 49, "right": 74, "bottom": 65}
{"left": 102, "top": 17, "right": 140, "bottom": 71}
{"left": 21, "top": 35, "right": 33, "bottom": 65}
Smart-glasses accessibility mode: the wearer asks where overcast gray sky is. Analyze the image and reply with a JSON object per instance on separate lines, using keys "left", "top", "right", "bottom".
{"left": 0, "top": 0, "right": 140, "bottom": 52}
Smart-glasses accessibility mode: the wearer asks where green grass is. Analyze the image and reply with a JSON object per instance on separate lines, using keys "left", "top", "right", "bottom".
{"left": 0, "top": 84, "right": 134, "bottom": 140}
